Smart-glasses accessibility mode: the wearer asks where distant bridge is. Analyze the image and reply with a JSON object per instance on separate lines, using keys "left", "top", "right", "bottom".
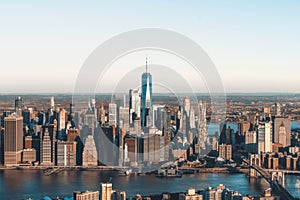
{"left": 246, "top": 154, "right": 298, "bottom": 200}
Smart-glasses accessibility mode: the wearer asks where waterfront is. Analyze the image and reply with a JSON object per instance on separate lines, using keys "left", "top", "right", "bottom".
{"left": 0, "top": 170, "right": 272, "bottom": 199}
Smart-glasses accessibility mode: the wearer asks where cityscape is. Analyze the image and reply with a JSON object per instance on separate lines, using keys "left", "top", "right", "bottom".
{"left": 1, "top": 1, "right": 300, "bottom": 200}
{"left": 1, "top": 64, "right": 300, "bottom": 199}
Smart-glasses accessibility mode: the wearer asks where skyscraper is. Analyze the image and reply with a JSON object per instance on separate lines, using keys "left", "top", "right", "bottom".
{"left": 272, "top": 116, "right": 291, "bottom": 147}
{"left": 4, "top": 115, "right": 23, "bottom": 166}
{"left": 119, "top": 106, "right": 130, "bottom": 131}
{"left": 129, "top": 89, "right": 141, "bottom": 125}
{"left": 195, "top": 101, "right": 208, "bottom": 155}
{"left": 56, "top": 140, "right": 77, "bottom": 166}
{"left": 40, "top": 128, "right": 52, "bottom": 165}
{"left": 257, "top": 122, "right": 272, "bottom": 153}
{"left": 15, "top": 96, "right": 23, "bottom": 117}
{"left": 108, "top": 103, "right": 117, "bottom": 126}
{"left": 141, "top": 59, "right": 153, "bottom": 127}
{"left": 50, "top": 96, "right": 55, "bottom": 110}
{"left": 100, "top": 182, "right": 113, "bottom": 200}
{"left": 82, "top": 135, "right": 98, "bottom": 166}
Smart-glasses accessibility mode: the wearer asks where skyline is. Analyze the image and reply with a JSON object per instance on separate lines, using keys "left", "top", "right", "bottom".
{"left": 0, "top": 1, "right": 300, "bottom": 93}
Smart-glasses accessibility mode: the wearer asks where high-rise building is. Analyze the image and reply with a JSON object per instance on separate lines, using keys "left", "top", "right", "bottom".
{"left": 195, "top": 101, "right": 208, "bottom": 155}
{"left": 22, "top": 148, "right": 36, "bottom": 163}
{"left": 25, "top": 135, "right": 33, "bottom": 149}
{"left": 183, "top": 97, "right": 191, "bottom": 117}
{"left": 4, "top": 115, "right": 23, "bottom": 166}
{"left": 99, "top": 104, "right": 106, "bottom": 125}
{"left": 15, "top": 96, "right": 24, "bottom": 116}
{"left": 245, "top": 131, "right": 257, "bottom": 153}
{"left": 218, "top": 144, "right": 232, "bottom": 160}
{"left": 100, "top": 182, "right": 113, "bottom": 200}
{"left": 238, "top": 121, "right": 250, "bottom": 136}
{"left": 189, "top": 107, "right": 196, "bottom": 129}
{"left": 272, "top": 116, "right": 290, "bottom": 147}
{"left": 141, "top": 59, "right": 153, "bottom": 127}
{"left": 58, "top": 108, "right": 66, "bottom": 140}
{"left": 129, "top": 89, "right": 141, "bottom": 125}
{"left": 56, "top": 140, "right": 77, "bottom": 166}
{"left": 74, "top": 191, "right": 99, "bottom": 200}
{"left": 144, "top": 134, "right": 168, "bottom": 162}
{"left": 67, "top": 128, "right": 83, "bottom": 165}
{"left": 119, "top": 106, "right": 129, "bottom": 130}
{"left": 124, "top": 136, "right": 137, "bottom": 163}
{"left": 82, "top": 135, "right": 98, "bottom": 166}
{"left": 50, "top": 96, "right": 55, "bottom": 110}
{"left": 40, "top": 128, "right": 53, "bottom": 165}
{"left": 257, "top": 122, "right": 272, "bottom": 153}
{"left": 109, "top": 103, "right": 117, "bottom": 126}
{"left": 274, "top": 103, "right": 281, "bottom": 116}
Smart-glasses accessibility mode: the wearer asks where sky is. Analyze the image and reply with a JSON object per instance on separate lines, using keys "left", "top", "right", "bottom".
{"left": 0, "top": 0, "right": 300, "bottom": 93}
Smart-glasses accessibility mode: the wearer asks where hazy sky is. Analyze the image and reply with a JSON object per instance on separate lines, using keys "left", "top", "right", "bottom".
{"left": 0, "top": 1, "right": 299, "bottom": 93}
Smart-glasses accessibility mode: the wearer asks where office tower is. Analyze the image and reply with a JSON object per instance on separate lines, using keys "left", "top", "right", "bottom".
{"left": 272, "top": 116, "right": 291, "bottom": 147}
{"left": 156, "top": 107, "right": 165, "bottom": 131}
{"left": 220, "top": 126, "right": 236, "bottom": 145}
{"left": 141, "top": 59, "right": 153, "bottom": 127}
{"left": 274, "top": 103, "right": 281, "bottom": 116}
{"left": 4, "top": 115, "right": 23, "bottom": 166}
{"left": 15, "top": 96, "right": 24, "bottom": 117}
{"left": 84, "top": 108, "right": 96, "bottom": 131}
{"left": 99, "top": 104, "right": 106, "bottom": 125}
{"left": 245, "top": 131, "right": 257, "bottom": 153}
{"left": 195, "top": 101, "right": 208, "bottom": 155}
{"left": 257, "top": 122, "right": 272, "bottom": 153}
{"left": 58, "top": 108, "right": 66, "bottom": 140}
{"left": 91, "top": 99, "right": 96, "bottom": 111}
{"left": 25, "top": 135, "right": 33, "bottom": 149}
{"left": 129, "top": 89, "right": 141, "bottom": 125}
{"left": 183, "top": 97, "right": 190, "bottom": 117}
{"left": 124, "top": 136, "right": 137, "bottom": 163}
{"left": 143, "top": 134, "right": 167, "bottom": 162}
{"left": 40, "top": 123, "right": 57, "bottom": 164}
{"left": 152, "top": 105, "right": 165, "bottom": 127}
{"left": 238, "top": 121, "right": 250, "bottom": 136}
{"left": 40, "top": 128, "right": 52, "bottom": 165}
{"left": 100, "top": 182, "right": 113, "bottom": 200}
{"left": 56, "top": 140, "right": 77, "bottom": 166}
{"left": 189, "top": 107, "right": 196, "bottom": 129}
{"left": 96, "top": 126, "right": 118, "bottom": 166}
{"left": 119, "top": 106, "right": 129, "bottom": 130}
{"left": 74, "top": 191, "right": 99, "bottom": 200}
{"left": 82, "top": 135, "right": 98, "bottom": 166}
{"left": 218, "top": 144, "right": 232, "bottom": 160}
{"left": 67, "top": 128, "right": 83, "bottom": 165}
{"left": 109, "top": 103, "right": 117, "bottom": 126}
{"left": 22, "top": 148, "right": 36, "bottom": 163}
{"left": 179, "top": 188, "right": 203, "bottom": 200}
{"left": 50, "top": 96, "right": 55, "bottom": 110}
{"left": 134, "top": 118, "right": 142, "bottom": 136}
{"left": 262, "top": 107, "right": 271, "bottom": 120}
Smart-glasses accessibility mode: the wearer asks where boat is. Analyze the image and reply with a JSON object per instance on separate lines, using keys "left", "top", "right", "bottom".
{"left": 295, "top": 180, "right": 300, "bottom": 189}
{"left": 118, "top": 169, "right": 132, "bottom": 176}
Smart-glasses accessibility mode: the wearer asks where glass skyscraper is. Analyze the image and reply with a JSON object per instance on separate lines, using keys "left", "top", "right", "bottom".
{"left": 141, "top": 63, "right": 153, "bottom": 127}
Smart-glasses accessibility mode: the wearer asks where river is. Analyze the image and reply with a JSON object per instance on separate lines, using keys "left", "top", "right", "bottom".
{"left": 0, "top": 170, "right": 274, "bottom": 199}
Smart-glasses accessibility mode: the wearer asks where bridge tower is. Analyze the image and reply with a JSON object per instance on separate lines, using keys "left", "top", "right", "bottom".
{"left": 271, "top": 171, "right": 285, "bottom": 188}
{"left": 249, "top": 154, "right": 261, "bottom": 177}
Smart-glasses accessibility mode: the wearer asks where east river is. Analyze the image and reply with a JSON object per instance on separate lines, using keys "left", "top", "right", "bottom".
{"left": 0, "top": 170, "right": 299, "bottom": 199}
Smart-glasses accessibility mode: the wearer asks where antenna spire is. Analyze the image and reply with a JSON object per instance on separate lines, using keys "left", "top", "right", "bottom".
{"left": 146, "top": 57, "right": 148, "bottom": 73}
